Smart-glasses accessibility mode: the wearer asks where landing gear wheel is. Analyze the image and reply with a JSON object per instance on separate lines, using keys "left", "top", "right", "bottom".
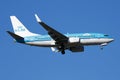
{"left": 61, "top": 50, "right": 65, "bottom": 55}
{"left": 100, "top": 46, "right": 103, "bottom": 50}
{"left": 59, "top": 44, "right": 65, "bottom": 54}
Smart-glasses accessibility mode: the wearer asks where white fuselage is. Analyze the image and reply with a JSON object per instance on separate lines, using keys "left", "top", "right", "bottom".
{"left": 25, "top": 38, "right": 114, "bottom": 47}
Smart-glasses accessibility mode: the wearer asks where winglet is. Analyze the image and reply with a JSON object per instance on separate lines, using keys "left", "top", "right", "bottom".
{"left": 35, "top": 14, "right": 42, "bottom": 22}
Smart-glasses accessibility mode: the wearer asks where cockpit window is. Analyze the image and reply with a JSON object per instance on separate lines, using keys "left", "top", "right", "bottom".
{"left": 104, "top": 34, "right": 109, "bottom": 36}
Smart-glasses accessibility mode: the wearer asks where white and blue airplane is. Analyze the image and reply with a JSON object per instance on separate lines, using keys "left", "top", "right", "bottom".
{"left": 7, "top": 14, "right": 114, "bottom": 54}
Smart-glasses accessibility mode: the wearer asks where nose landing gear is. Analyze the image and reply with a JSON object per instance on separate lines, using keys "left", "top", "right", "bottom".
{"left": 100, "top": 45, "right": 103, "bottom": 50}
{"left": 100, "top": 43, "right": 108, "bottom": 50}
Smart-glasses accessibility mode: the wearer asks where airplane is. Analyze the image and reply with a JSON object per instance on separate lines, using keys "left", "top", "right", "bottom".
{"left": 7, "top": 14, "right": 114, "bottom": 54}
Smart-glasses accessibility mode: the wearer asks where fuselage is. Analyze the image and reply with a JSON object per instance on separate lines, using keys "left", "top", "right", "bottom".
{"left": 22, "top": 33, "right": 114, "bottom": 47}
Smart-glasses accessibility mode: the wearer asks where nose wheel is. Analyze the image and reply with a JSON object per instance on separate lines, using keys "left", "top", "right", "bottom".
{"left": 100, "top": 45, "right": 103, "bottom": 50}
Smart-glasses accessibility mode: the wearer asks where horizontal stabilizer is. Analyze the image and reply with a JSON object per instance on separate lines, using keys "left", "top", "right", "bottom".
{"left": 7, "top": 31, "right": 25, "bottom": 43}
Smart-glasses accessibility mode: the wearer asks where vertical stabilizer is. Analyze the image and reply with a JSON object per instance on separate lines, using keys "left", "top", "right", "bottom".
{"left": 10, "top": 16, "right": 38, "bottom": 37}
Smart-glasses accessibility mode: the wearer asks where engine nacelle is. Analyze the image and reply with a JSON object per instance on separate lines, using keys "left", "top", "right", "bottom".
{"left": 68, "top": 37, "right": 80, "bottom": 43}
{"left": 69, "top": 46, "right": 84, "bottom": 52}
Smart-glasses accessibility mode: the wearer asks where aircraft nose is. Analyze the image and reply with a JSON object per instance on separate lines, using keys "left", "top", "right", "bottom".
{"left": 109, "top": 38, "right": 114, "bottom": 42}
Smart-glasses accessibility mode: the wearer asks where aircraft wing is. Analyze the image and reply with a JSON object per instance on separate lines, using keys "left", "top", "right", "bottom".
{"left": 35, "top": 14, "right": 68, "bottom": 44}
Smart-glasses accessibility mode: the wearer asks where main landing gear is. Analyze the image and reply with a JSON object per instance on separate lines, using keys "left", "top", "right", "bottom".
{"left": 61, "top": 50, "right": 65, "bottom": 54}
{"left": 60, "top": 44, "right": 65, "bottom": 55}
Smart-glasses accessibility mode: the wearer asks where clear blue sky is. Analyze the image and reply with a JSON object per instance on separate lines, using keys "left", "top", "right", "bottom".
{"left": 0, "top": 0, "right": 120, "bottom": 80}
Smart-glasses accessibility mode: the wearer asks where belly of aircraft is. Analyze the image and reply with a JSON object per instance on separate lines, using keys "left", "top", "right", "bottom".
{"left": 26, "top": 41, "right": 57, "bottom": 47}
{"left": 25, "top": 38, "right": 110, "bottom": 47}
{"left": 80, "top": 38, "right": 110, "bottom": 45}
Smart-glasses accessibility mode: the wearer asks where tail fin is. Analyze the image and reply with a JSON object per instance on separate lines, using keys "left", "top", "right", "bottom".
{"left": 10, "top": 16, "right": 38, "bottom": 37}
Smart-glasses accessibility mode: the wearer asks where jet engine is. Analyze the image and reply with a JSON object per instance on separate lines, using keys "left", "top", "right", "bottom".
{"left": 69, "top": 46, "right": 84, "bottom": 52}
